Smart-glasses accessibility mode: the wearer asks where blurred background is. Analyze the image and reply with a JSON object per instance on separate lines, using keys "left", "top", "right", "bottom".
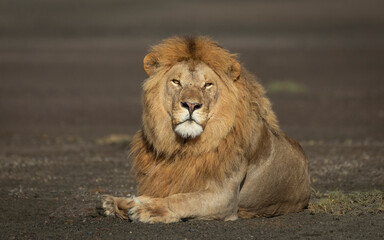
{"left": 1, "top": 0, "right": 383, "bottom": 141}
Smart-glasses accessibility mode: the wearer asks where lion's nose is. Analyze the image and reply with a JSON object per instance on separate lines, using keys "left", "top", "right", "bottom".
{"left": 181, "top": 102, "right": 202, "bottom": 114}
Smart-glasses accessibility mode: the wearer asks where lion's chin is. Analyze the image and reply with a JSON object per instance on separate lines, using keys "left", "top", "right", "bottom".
{"left": 174, "top": 121, "right": 203, "bottom": 139}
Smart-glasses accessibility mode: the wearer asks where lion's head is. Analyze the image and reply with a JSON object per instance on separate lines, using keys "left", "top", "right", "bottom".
{"left": 140, "top": 36, "right": 250, "bottom": 155}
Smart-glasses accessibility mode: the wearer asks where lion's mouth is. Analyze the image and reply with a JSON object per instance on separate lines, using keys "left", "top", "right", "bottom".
{"left": 179, "top": 118, "right": 199, "bottom": 125}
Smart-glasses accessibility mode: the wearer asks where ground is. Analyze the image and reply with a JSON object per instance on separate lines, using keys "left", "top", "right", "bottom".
{"left": 0, "top": 0, "right": 383, "bottom": 239}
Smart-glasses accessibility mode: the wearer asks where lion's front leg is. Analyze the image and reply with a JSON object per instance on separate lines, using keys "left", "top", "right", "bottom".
{"left": 102, "top": 195, "right": 180, "bottom": 223}
{"left": 103, "top": 192, "right": 236, "bottom": 223}
{"left": 102, "top": 195, "right": 181, "bottom": 223}
{"left": 103, "top": 162, "right": 247, "bottom": 223}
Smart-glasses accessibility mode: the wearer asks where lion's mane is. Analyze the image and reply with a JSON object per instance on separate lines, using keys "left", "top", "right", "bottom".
{"left": 130, "top": 36, "right": 280, "bottom": 198}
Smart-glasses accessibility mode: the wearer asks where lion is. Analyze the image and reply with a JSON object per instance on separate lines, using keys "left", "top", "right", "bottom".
{"left": 102, "top": 36, "right": 310, "bottom": 223}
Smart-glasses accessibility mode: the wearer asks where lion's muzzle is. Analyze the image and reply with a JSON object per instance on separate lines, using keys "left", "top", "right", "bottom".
{"left": 174, "top": 102, "right": 204, "bottom": 139}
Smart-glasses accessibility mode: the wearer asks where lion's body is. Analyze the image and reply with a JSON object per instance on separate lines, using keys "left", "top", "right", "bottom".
{"left": 102, "top": 36, "right": 310, "bottom": 223}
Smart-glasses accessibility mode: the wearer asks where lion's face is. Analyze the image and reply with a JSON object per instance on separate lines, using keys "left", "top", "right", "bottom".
{"left": 141, "top": 37, "right": 242, "bottom": 153}
{"left": 163, "top": 63, "right": 219, "bottom": 139}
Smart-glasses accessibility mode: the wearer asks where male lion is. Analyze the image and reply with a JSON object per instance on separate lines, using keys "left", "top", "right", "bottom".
{"left": 102, "top": 36, "right": 310, "bottom": 223}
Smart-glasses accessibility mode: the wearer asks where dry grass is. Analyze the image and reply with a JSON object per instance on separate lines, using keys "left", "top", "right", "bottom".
{"left": 309, "top": 190, "right": 384, "bottom": 215}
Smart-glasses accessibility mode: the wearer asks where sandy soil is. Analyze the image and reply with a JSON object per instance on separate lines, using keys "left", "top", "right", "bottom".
{"left": 1, "top": 0, "right": 383, "bottom": 239}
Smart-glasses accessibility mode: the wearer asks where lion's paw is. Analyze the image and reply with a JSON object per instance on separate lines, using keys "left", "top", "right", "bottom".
{"left": 102, "top": 195, "right": 116, "bottom": 216}
{"left": 128, "top": 196, "right": 180, "bottom": 223}
{"left": 102, "top": 195, "right": 134, "bottom": 220}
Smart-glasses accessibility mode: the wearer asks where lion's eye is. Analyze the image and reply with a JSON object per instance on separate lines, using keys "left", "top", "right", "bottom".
{"left": 171, "top": 79, "right": 181, "bottom": 86}
{"left": 204, "top": 82, "right": 213, "bottom": 89}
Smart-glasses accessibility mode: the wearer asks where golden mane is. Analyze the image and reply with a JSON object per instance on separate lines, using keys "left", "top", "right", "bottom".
{"left": 145, "top": 36, "right": 239, "bottom": 77}
{"left": 130, "top": 36, "right": 280, "bottom": 198}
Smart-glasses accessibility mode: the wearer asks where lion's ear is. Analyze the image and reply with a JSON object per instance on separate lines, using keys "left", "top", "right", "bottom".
{"left": 230, "top": 61, "right": 241, "bottom": 81}
{"left": 143, "top": 53, "right": 159, "bottom": 76}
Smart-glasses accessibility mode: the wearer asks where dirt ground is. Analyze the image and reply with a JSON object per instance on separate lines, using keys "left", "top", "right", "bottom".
{"left": 1, "top": 0, "right": 383, "bottom": 239}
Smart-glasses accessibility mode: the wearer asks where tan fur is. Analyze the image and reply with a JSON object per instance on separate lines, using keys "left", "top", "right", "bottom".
{"left": 102, "top": 36, "right": 311, "bottom": 223}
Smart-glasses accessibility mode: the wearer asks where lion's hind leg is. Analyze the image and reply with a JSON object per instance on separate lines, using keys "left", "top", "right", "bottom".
{"left": 102, "top": 195, "right": 134, "bottom": 220}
